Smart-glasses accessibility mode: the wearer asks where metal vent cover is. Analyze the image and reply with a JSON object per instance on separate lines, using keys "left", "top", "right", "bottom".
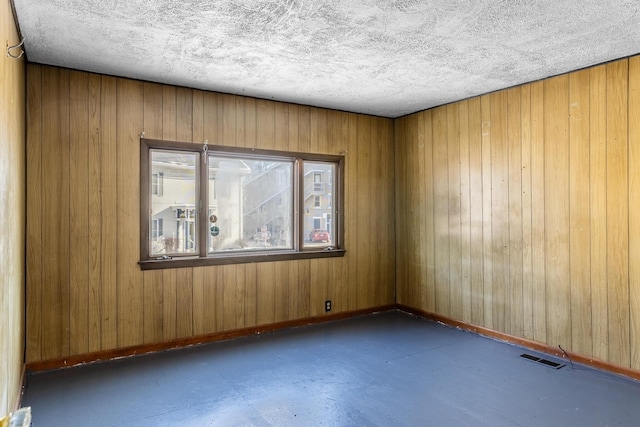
{"left": 520, "top": 353, "right": 565, "bottom": 369}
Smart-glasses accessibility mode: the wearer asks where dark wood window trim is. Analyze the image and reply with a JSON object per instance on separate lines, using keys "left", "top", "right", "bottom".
{"left": 139, "top": 138, "right": 345, "bottom": 270}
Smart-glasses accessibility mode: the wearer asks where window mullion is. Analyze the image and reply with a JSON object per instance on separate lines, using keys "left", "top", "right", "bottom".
{"left": 295, "top": 158, "right": 303, "bottom": 251}
{"left": 199, "top": 152, "right": 208, "bottom": 258}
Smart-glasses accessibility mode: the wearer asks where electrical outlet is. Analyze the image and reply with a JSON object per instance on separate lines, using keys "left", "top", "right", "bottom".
{"left": 325, "top": 300, "right": 332, "bottom": 312}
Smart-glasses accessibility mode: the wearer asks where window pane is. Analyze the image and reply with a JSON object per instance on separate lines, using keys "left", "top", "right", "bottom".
{"left": 208, "top": 155, "right": 293, "bottom": 253}
{"left": 150, "top": 150, "right": 198, "bottom": 256}
{"left": 303, "top": 161, "right": 335, "bottom": 248}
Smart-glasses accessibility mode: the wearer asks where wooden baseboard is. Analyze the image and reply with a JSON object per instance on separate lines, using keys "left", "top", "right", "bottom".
{"left": 26, "top": 303, "right": 640, "bottom": 383}
{"left": 397, "top": 304, "right": 640, "bottom": 383}
{"left": 26, "top": 305, "right": 395, "bottom": 372}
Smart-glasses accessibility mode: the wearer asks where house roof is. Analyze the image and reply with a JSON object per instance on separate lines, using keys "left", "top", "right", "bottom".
{"left": 11, "top": 0, "right": 640, "bottom": 118}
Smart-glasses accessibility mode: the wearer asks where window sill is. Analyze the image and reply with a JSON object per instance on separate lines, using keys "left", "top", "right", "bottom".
{"left": 139, "top": 248, "right": 346, "bottom": 270}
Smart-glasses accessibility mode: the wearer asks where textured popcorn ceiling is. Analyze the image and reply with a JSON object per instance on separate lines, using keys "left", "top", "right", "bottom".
{"left": 12, "top": 0, "right": 640, "bottom": 117}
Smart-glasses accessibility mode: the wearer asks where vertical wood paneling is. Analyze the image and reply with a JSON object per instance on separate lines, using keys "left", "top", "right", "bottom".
{"left": 490, "top": 91, "right": 508, "bottom": 332}
{"left": 605, "top": 59, "right": 630, "bottom": 367}
{"left": 381, "top": 116, "right": 396, "bottom": 305}
{"left": 41, "top": 67, "right": 70, "bottom": 360}
{"left": 543, "top": 75, "right": 571, "bottom": 348}
{"left": 176, "top": 258, "right": 194, "bottom": 337}
{"left": 410, "top": 112, "right": 426, "bottom": 308}
{"left": 530, "top": 81, "right": 546, "bottom": 344}
{"left": 69, "top": 71, "right": 90, "bottom": 356}
{"left": 394, "top": 116, "right": 408, "bottom": 303}
{"left": 569, "top": 69, "right": 592, "bottom": 355}
{"left": 214, "top": 266, "right": 225, "bottom": 332}
{"left": 100, "top": 76, "right": 118, "bottom": 350}
{"left": 355, "top": 114, "right": 372, "bottom": 309}
{"left": 467, "top": 99, "right": 483, "bottom": 325}
{"left": 233, "top": 265, "right": 246, "bottom": 328}
{"left": 204, "top": 92, "right": 223, "bottom": 146}
{"left": 177, "top": 87, "right": 193, "bottom": 142}
{"left": 192, "top": 267, "right": 205, "bottom": 335}
{"left": 432, "top": 106, "right": 450, "bottom": 315}
{"left": 234, "top": 95, "right": 246, "bottom": 148}
{"left": 193, "top": 90, "right": 204, "bottom": 143}
{"left": 629, "top": 56, "right": 640, "bottom": 371}
{"left": 26, "top": 65, "right": 43, "bottom": 363}
{"left": 507, "top": 87, "right": 523, "bottom": 337}
{"left": 520, "top": 85, "right": 534, "bottom": 340}
{"left": 422, "top": 111, "right": 436, "bottom": 313}
{"left": 244, "top": 97, "right": 257, "bottom": 149}
{"left": 87, "top": 73, "right": 102, "bottom": 353}
{"left": 162, "top": 269, "right": 177, "bottom": 340}
{"left": 116, "top": 79, "right": 144, "bottom": 348}
{"left": 400, "top": 114, "right": 416, "bottom": 305}
{"left": 244, "top": 261, "right": 258, "bottom": 326}
{"left": 222, "top": 264, "right": 238, "bottom": 329}
{"left": 400, "top": 114, "right": 415, "bottom": 305}
{"left": 221, "top": 94, "right": 236, "bottom": 146}
{"left": 480, "top": 95, "right": 492, "bottom": 327}
{"left": 395, "top": 55, "right": 640, "bottom": 373}
{"left": 202, "top": 267, "right": 217, "bottom": 334}
{"left": 273, "top": 260, "right": 289, "bottom": 322}
{"left": 371, "top": 117, "right": 385, "bottom": 306}
{"left": 447, "top": 103, "right": 462, "bottom": 320}
{"left": 589, "top": 64, "right": 608, "bottom": 362}
{"left": 458, "top": 101, "right": 472, "bottom": 323}
{"left": 256, "top": 262, "right": 276, "bottom": 325}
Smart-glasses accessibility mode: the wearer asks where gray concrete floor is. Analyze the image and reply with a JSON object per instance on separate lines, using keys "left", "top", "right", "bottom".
{"left": 22, "top": 311, "right": 640, "bottom": 426}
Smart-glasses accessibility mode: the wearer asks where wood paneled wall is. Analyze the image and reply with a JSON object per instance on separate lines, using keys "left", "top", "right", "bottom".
{"left": 0, "top": 0, "right": 26, "bottom": 415}
{"left": 396, "top": 56, "right": 640, "bottom": 370}
{"left": 25, "top": 64, "right": 395, "bottom": 363}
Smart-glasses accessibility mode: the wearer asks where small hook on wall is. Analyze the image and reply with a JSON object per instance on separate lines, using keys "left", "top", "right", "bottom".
{"left": 7, "top": 38, "right": 25, "bottom": 59}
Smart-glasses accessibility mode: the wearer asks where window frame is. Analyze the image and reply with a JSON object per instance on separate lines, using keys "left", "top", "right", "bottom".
{"left": 139, "top": 138, "right": 345, "bottom": 270}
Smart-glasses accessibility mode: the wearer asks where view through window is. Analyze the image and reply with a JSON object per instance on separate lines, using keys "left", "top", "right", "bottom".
{"left": 140, "top": 139, "right": 344, "bottom": 268}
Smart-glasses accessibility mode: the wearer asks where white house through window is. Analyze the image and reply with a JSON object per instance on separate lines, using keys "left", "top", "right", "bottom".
{"left": 140, "top": 138, "right": 345, "bottom": 269}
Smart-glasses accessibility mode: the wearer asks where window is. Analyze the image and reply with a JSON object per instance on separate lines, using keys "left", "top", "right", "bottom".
{"left": 152, "top": 172, "right": 164, "bottom": 196}
{"left": 140, "top": 138, "right": 345, "bottom": 269}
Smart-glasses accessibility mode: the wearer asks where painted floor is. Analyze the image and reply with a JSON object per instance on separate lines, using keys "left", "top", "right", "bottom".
{"left": 22, "top": 311, "right": 640, "bottom": 426}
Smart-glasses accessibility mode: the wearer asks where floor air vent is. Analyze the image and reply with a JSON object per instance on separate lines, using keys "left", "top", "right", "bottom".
{"left": 520, "top": 353, "right": 565, "bottom": 369}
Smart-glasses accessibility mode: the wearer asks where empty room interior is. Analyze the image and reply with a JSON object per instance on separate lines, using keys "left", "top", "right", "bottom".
{"left": 3, "top": 0, "right": 640, "bottom": 425}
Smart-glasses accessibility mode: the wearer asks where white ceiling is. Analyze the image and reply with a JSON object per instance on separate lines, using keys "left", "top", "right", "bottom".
{"left": 11, "top": 0, "right": 640, "bottom": 118}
